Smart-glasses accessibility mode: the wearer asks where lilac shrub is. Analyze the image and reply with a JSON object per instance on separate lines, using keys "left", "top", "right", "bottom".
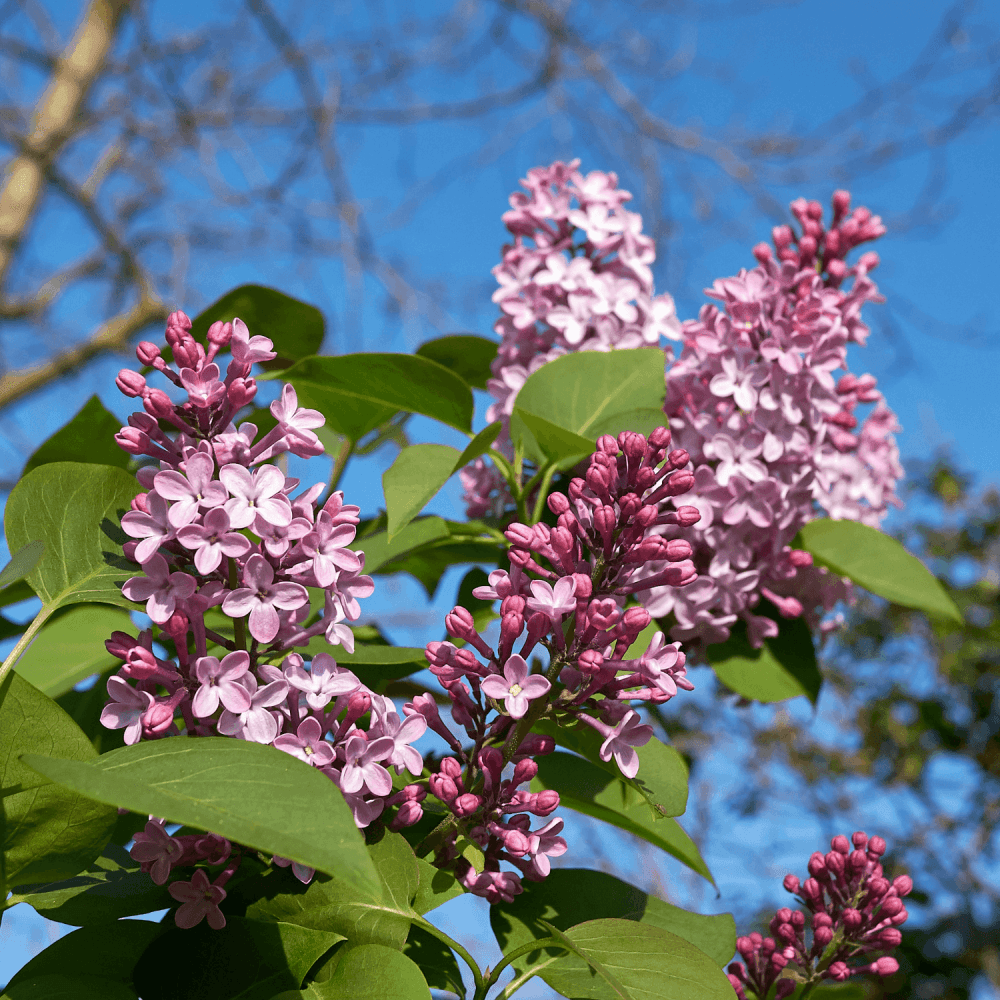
{"left": 728, "top": 831, "right": 911, "bottom": 998}
{"left": 463, "top": 161, "right": 902, "bottom": 654}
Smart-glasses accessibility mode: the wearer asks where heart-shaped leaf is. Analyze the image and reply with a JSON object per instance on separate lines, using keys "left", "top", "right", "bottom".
{"left": 190, "top": 284, "right": 326, "bottom": 371}
{"left": 264, "top": 354, "right": 473, "bottom": 442}
{"left": 795, "top": 519, "right": 962, "bottom": 623}
{"left": 22, "top": 737, "right": 379, "bottom": 898}
{"left": 383, "top": 445, "right": 461, "bottom": 541}
{"left": 415, "top": 333, "right": 497, "bottom": 390}
{"left": 2, "top": 673, "right": 116, "bottom": 891}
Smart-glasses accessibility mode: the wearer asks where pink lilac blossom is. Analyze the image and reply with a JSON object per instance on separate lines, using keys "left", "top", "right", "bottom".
{"left": 460, "top": 160, "right": 681, "bottom": 517}
{"left": 728, "top": 831, "right": 911, "bottom": 998}
{"left": 463, "top": 164, "right": 902, "bottom": 652}
{"left": 413, "top": 429, "right": 700, "bottom": 904}
{"left": 106, "top": 311, "right": 427, "bottom": 931}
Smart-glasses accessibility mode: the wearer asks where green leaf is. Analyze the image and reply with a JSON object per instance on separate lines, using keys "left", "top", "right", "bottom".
{"left": 0, "top": 541, "right": 44, "bottom": 593}
{"left": 1, "top": 673, "right": 116, "bottom": 890}
{"left": 4, "top": 462, "right": 140, "bottom": 613}
{"left": 5, "top": 918, "right": 164, "bottom": 993}
{"left": 264, "top": 354, "right": 473, "bottom": 443}
{"left": 383, "top": 444, "right": 462, "bottom": 541}
{"left": 530, "top": 726, "right": 688, "bottom": 819}
{"left": 456, "top": 421, "right": 502, "bottom": 468}
{"left": 23, "top": 396, "right": 129, "bottom": 475}
{"left": 16, "top": 605, "right": 129, "bottom": 698}
{"left": 248, "top": 829, "right": 417, "bottom": 949}
{"left": 532, "top": 753, "right": 712, "bottom": 883}
{"left": 21, "top": 737, "right": 379, "bottom": 897}
{"left": 511, "top": 349, "right": 666, "bottom": 464}
{"left": 286, "top": 943, "right": 432, "bottom": 1000}
{"left": 491, "top": 869, "right": 735, "bottom": 977}
{"left": 588, "top": 407, "right": 670, "bottom": 440}
{"left": 707, "top": 608, "right": 821, "bottom": 705}
{"left": 132, "top": 916, "right": 339, "bottom": 1000}
{"left": 353, "top": 517, "right": 450, "bottom": 574}
{"left": 402, "top": 923, "right": 464, "bottom": 996}
{"left": 191, "top": 284, "right": 325, "bottom": 371}
{"left": 332, "top": 646, "right": 428, "bottom": 687}
{"left": 1, "top": 974, "right": 137, "bottom": 999}
{"left": 540, "top": 917, "right": 736, "bottom": 1000}
{"left": 511, "top": 409, "right": 595, "bottom": 466}
{"left": 412, "top": 858, "right": 463, "bottom": 915}
{"left": 796, "top": 518, "right": 963, "bottom": 623}
{"left": 415, "top": 333, "right": 497, "bottom": 390}
{"left": 9, "top": 842, "right": 172, "bottom": 925}
{"left": 366, "top": 521, "right": 505, "bottom": 598}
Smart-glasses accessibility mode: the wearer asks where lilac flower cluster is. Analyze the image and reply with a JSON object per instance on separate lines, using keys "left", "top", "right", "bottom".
{"left": 460, "top": 159, "right": 681, "bottom": 518}
{"left": 411, "top": 427, "right": 701, "bottom": 903}
{"left": 644, "top": 192, "right": 903, "bottom": 648}
{"left": 728, "top": 831, "right": 912, "bottom": 998}
{"left": 462, "top": 161, "right": 903, "bottom": 653}
{"left": 101, "top": 312, "right": 427, "bottom": 927}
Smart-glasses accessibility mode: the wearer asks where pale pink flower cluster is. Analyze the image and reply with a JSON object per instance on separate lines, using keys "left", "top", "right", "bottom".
{"left": 462, "top": 165, "right": 903, "bottom": 651}
{"left": 644, "top": 193, "right": 903, "bottom": 647}
{"left": 461, "top": 159, "right": 681, "bottom": 518}
{"left": 103, "top": 313, "right": 427, "bottom": 928}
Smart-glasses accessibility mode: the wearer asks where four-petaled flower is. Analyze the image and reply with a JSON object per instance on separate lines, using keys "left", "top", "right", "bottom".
{"left": 217, "top": 673, "right": 289, "bottom": 743}
{"left": 168, "top": 869, "right": 227, "bottom": 930}
{"left": 130, "top": 820, "right": 183, "bottom": 884}
{"left": 481, "top": 655, "right": 551, "bottom": 719}
{"left": 176, "top": 506, "right": 252, "bottom": 574}
{"left": 100, "top": 676, "right": 154, "bottom": 744}
{"left": 221, "top": 553, "right": 308, "bottom": 643}
{"left": 339, "top": 735, "right": 395, "bottom": 796}
{"left": 191, "top": 651, "right": 253, "bottom": 718}
{"left": 284, "top": 652, "right": 359, "bottom": 711}
{"left": 153, "top": 451, "right": 227, "bottom": 528}
{"left": 595, "top": 710, "right": 654, "bottom": 779}
{"left": 273, "top": 716, "right": 335, "bottom": 767}
{"left": 525, "top": 576, "right": 577, "bottom": 623}
{"left": 121, "top": 553, "right": 197, "bottom": 624}
{"left": 219, "top": 464, "right": 292, "bottom": 529}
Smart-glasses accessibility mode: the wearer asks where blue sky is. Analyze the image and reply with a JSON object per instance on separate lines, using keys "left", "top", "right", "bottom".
{"left": 1, "top": 0, "right": 998, "bottom": 993}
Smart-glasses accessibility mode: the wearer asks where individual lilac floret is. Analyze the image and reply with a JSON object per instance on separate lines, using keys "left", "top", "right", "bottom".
{"left": 221, "top": 553, "right": 308, "bottom": 644}
{"left": 191, "top": 652, "right": 252, "bottom": 718}
{"left": 130, "top": 820, "right": 183, "bottom": 885}
{"left": 728, "top": 831, "right": 911, "bottom": 998}
{"left": 216, "top": 673, "right": 289, "bottom": 743}
{"left": 121, "top": 554, "right": 197, "bottom": 624}
{"left": 579, "top": 709, "right": 653, "bottom": 779}
{"left": 176, "top": 507, "right": 252, "bottom": 574}
{"left": 100, "top": 676, "right": 154, "bottom": 745}
{"left": 481, "top": 654, "right": 551, "bottom": 719}
{"left": 273, "top": 717, "right": 336, "bottom": 767}
{"left": 168, "top": 869, "right": 227, "bottom": 930}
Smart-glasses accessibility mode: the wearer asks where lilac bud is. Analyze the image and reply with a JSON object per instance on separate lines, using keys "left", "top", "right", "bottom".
{"left": 136, "top": 341, "right": 161, "bottom": 365}
{"left": 453, "top": 793, "right": 482, "bottom": 817}
{"left": 870, "top": 957, "right": 899, "bottom": 977}
{"left": 674, "top": 505, "right": 701, "bottom": 526}
{"left": 518, "top": 733, "right": 554, "bottom": 756}
{"left": 664, "top": 538, "right": 693, "bottom": 561}
{"left": 824, "top": 851, "right": 845, "bottom": 876}
{"left": 828, "top": 962, "right": 850, "bottom": 982}
{"left": 143, "top": 389, "right": 175, "bottom": 420}
{"left": 783, "top": 874, "right": 801, "bottom": 894}
{"left": 807, "top": 853, "right": 828, "bottom": 878}
{"left": 890, "top": 908, "right": 908, "bottom": 926}
{"left": 622, "top": 607, "right": 651, "bottom": 632}
{"left": 880, "top": 928, "right": 902, "bottom": 947}
{"left": 389, "top": 801, "right": 423, "bottom": 830}
{"left": 115, "top": 428, "right": 150, "bottom": 454}
{"left": 812, "top": 913, "right": 833, "bottom": 929}
{"left": 440, "top": 757, "right": 463, "bottom": 779}
{"left": 813, "top": 925, "right": 834, "bottom": 947}
{"left": 505, "top": 523, "right": 534, "bottom": 547}
{"left": 831, "top": 834, "right": 850, "bottom": 854}
{"left": 511, "top": 758, "right": 538, "bottom": 785}
{"left": 788, "top": 549, "right": 813, "bottom": 567}
{"left": 503, "top": 828, "right": 531, "bottom": 855}
{"left": 167, "top": 310, "right": 192, "bottom": 331}
{"left": 445, "top": 607, "right": 477, "bottom": 642}
{"left": 207, "top": 320, "right": 233, "bottom": 347}
{"left": 596, "top": 434, "right": 618, "bottom": 455}
{"left": 116, "top": 369, "right": 147, "bottom": 397}
{"left": 776, "top": 923, "right": 796, "bottom": 944}
{"left": 429, "top": 774, "right": 458, "bottom": 803}
{"left": 801, "top": 878, "right": 822, "bottom": 901}
{"left": 878, "top": 896, "right": 904, "bottom": 917}
{"left": 227, "top": 378, "right": 256, "bottom": 408}
{"left": 841, "top": 907, "right": 863, "bottom": 930}
{"left": 848, "top": 849, "right": 868, "bottom": 871}
{"left": 531, "top": 790, "right": 560, "bottom": 815}
{"left": 572, "top": 573, "right": 593, "bottom": 599}
{"left": 892, "top": 874, "right": 913, "bottom": 897}
{"left": 547, "top": 492, "right": 570, "bottom": 515}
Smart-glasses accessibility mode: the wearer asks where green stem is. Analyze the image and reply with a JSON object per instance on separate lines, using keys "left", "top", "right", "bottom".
{"left": 0, "top": 601, "right": 55, "bottom": 696}
{"left": 413, "top": 916, "right": 484, "bottom": 997}
{"left": 528, "top": 463, "right": 558, "bottom": 525}
{"left": 493, "top": 952, "right": 564, "bottom": 1000}
{"left": 228, "top": 558, "right": 247, "bottom": 651}
{"left": 328, "top": 436, "right": 354, "bottom": 494}
{"left": 482, "top": 937, "right": 565, "bottom": 994}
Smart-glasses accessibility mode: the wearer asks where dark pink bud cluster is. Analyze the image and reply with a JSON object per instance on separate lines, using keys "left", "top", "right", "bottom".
{"left": 727, "top": 831, "right": 911, "bottom": 998}
{"left": 413, "top": 430, "right": 700, "bottom": 903}
{"left": 104, "top": 314, "right": 428, "bottom": 930}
